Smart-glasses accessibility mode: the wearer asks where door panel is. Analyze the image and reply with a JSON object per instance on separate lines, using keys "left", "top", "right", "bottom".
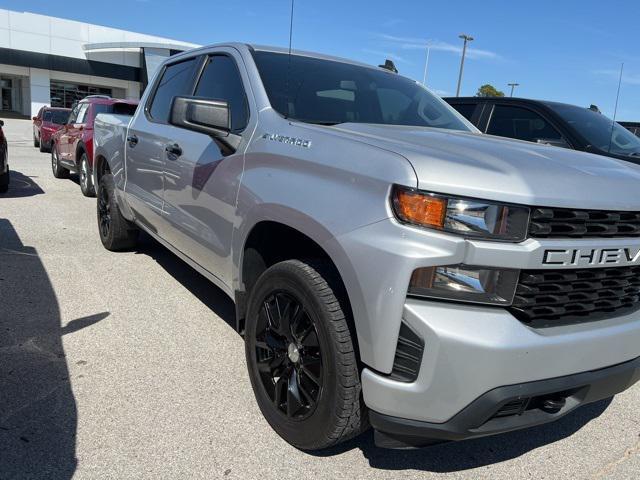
{"left": 161, "top": 52, "right": 250, "bottom": 286}
{"left": 161, "top": 128, "right": 243, "bottom": 283}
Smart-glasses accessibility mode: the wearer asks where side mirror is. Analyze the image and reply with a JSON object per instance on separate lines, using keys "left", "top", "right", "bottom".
{"left": 170, "top": 96, "right": 231, "bottom": 137}
{"left": 32, "top": 116, "right": 38, "bottom": 122}
{"left": 170, "top": 96, "right": 240, "bottom": 153}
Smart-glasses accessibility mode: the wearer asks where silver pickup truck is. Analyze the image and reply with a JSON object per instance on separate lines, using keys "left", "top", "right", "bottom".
{"left": 93, "top": 43, "right": 640, "bottom": 450}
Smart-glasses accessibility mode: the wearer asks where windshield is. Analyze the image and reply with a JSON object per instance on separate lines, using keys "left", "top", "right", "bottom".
{"left": 253, "top": 51, "right": 472, "bottom": 131}
{"left": 43, "top": 110, "right": 70, "bottom": 125}
{"left": 550, "top": 103, "right": 640, "bottom": 157}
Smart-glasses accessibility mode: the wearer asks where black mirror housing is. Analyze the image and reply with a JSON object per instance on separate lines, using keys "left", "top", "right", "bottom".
{"left": 170, "top": 96, "right": 231, "bottom": 137}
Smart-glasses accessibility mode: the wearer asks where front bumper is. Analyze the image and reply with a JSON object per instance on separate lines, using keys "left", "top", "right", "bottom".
{"left": 370, "top": 354, "right": 640, "bottom": 448}
{"left": 362, "top": 299, "right": 640, "bottom": 424}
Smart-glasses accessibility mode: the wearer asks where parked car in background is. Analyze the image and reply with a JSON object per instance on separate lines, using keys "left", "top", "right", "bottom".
{"left": 92, "top": 44, "right": 640, "bottom": 450}
{"left": 50, "top": 96, "right": 138, "bottom": 197}
{"left": 445, "top": 97, "right": 640, "bottom": 164}
{"left": 32, "top": 106, "right": 71, "bottom": 152}
{"left": 0, "top": 120, "right": 8, "bottom": 193}
{"left": 620, "top": 121, "right": 640, "bottom": 137}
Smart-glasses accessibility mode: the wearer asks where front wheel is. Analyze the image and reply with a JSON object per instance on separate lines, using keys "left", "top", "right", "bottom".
{"left": 245, "top": 259, "right": 367, "bottom": 450}
{"left": 33, "top": 132, "right": 40, "bottom": 148}
{"left": 51, "top": 145, "right": 69, "bottom": 179}
{"left": 79, "top": 153, "right": 95, "bottom": 197}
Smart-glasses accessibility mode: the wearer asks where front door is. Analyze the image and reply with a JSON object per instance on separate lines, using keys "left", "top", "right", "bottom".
{"left": 161, "top": 52, "right": 250, "bottom": 286}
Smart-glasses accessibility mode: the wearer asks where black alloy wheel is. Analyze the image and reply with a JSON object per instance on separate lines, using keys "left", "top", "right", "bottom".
{"left": 255, "top": 291, "right": 323, "bottom": 420}
{"left": 98, "top": 183, "right": 111, "bottom": 239}
{"left": 245, "top": 259, "right": 367, "bottom": 450}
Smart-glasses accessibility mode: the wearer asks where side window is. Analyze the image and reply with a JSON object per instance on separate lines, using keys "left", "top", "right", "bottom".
{"left": 487, "top": 105, "right": 564, "bottom": 143}
{"left": 194, "top": 55, "right": 248, "bottom": 132}
{"left": 450, "top": 103, "right": 477, "bottom": 122}
{"left": 149, "top": 57, "right": 198, "bottom": 123}
{"left": 67, "top": 105, "right": 79, "bottom": 124}
{"left": 75, "top": 104, "right": 90, "bottom": 124}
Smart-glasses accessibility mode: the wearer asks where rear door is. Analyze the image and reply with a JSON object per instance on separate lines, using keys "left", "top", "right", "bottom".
{"left": 161, "top": 50, "right": 251, "bottom": 284}
{"left": 125, "top": 56, "right": 199, "bottom": 233}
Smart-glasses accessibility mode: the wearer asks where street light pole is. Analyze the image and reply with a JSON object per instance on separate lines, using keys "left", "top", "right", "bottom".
{"left": 455, "top": 34, "right": 473, "bottom": 97}
{"left": 508, "top": 82, "right": 520, "bottom": 97}
{"left": 422, "top": 43, "right": 431, "bottom": 86}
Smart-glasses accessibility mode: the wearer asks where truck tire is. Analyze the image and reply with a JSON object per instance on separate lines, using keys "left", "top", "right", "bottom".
{"left": 244, "top": 259, "right": 367, "bottom": 450}
{"left": 79, "top": 153, "right": 95, "bottom": 197}
{"left": 0, "top": 170, "right": 9, "bottom": 193}
{"left": 51, "top": 145, "right": 69, "bottom": 179}
{"left": 97, "top": 173, "right": 139, "bottom": 251}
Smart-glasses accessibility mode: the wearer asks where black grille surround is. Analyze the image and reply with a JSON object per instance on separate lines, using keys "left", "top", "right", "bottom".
{"left": 509, "top": 266, "right": 640, "bottom": 327}
{"left": 528, "top": 207, "right": 640, "bottom": 238}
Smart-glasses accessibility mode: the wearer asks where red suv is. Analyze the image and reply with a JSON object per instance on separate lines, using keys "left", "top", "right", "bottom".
{"left": 51, "top": 96, "right": 138, "bottom": 196}
{"left": 32, "top": 107, "right": 71, "bottom": 153}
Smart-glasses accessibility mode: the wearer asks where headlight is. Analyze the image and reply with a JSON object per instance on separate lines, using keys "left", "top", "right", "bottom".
{"left": 392, "top": 186, "right": 530, "bottom": 242}
{"left": 409, "top": 265, "right": 519, "bottom": 305}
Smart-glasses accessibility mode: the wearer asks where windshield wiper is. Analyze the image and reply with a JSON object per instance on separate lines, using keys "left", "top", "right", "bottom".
{"left": 300, "top": 120, "right": 343, "bottom": 126}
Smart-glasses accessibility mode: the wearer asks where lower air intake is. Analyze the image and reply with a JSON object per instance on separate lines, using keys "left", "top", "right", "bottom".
{"left": 389, "top": 322, "right": 424, "bottom": 383}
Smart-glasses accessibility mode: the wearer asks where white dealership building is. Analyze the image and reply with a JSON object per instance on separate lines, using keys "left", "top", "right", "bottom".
{"left": 0, "top": 9, "right": 199, "bottom": 117}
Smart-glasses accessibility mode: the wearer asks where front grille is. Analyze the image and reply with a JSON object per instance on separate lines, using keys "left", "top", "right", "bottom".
{"left": 529, "top": 207, "right": 640, "bottom": 238}
{"left": 509, "top": 266, "right": 640, "bottom": 326}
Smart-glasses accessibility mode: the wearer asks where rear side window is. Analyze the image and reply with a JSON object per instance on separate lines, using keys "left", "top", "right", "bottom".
{"left": 75, "top": 103, "right": 90, "bottom": 124}
{"left": 194, "top": 55, "right": 249, "bottom": 132}
{"left": 450, "top": 103, "right": 477, "bottom": 122}
{"left": 487, "top": 105, "right": 563, "bottom": 142}
{"left": 149, "top": 58, "right": 198, "bottom": 122}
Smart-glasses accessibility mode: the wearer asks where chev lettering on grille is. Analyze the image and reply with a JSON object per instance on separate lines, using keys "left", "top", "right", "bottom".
{"left": 542, "top": 247, "right": 640, "bottom": 266}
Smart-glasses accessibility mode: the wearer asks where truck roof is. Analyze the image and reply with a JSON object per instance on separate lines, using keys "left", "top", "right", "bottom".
{"left": 168, "top": 42, "right": 394, "bottom": 72}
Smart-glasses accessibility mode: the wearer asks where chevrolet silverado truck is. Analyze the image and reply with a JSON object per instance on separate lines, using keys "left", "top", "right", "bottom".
{"left": 92, "top": 43, "right": 640, "bottom": 450}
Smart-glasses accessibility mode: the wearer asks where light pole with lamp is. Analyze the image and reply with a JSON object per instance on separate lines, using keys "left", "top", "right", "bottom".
{"left": 455, "top": 34, "right": 474, "bottom": 96}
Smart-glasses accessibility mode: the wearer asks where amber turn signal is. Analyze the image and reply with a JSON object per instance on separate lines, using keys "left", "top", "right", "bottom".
{"left": 393, "top": 188, "right": 447, "bottom": 228}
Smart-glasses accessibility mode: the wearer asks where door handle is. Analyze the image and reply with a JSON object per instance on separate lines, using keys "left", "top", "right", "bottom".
{"left": 127, "top": 135, "right": 138, "bottom": 147}
{"left": 165, "top": 143, "right": 182, "bottom": 157}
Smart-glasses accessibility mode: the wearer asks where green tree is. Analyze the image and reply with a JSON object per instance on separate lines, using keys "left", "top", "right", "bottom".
{"left": 476, "top": 84, "right": 505, "bottom": 97}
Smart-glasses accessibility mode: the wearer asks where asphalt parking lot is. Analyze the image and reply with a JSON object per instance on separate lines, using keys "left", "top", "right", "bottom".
{"left": 0, "top": 118, "right": 638, "bottom": 479}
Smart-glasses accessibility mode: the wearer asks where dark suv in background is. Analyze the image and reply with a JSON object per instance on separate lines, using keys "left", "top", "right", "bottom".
{"left": 445, "top": 97, "right": 640, "bottom": 164}
{"left": 50, "top": 96, "right": 138, "bottom": 197}
{"left": 32, "top": 106, "right": 71, "bottom": 153}
{"left": 620, "top": 122, "right": 640, "bottom": 137}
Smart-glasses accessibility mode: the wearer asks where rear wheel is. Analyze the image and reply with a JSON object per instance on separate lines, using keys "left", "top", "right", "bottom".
{"left": 245, "top": 259, "right": 367, "bottom": 450}
{"left": 51, "top": 145, "right": 69, "bottom": 179}
{"left": 97, "top": 173, "right": 138, "bottom": 251}
{"left": 79, "top": 153, "right": 95, "bottom": 197}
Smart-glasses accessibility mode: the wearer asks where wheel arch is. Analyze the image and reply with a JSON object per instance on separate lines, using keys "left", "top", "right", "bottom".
{"left": 236, "top": 218, "right": 361, "bottom": 362}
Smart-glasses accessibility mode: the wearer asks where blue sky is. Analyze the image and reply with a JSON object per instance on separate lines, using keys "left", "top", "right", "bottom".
{"left": 10, "top": 0, "right": 640, "bottom": 120}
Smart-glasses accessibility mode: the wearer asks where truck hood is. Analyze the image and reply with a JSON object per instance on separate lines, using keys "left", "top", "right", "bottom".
{"left": 332, "top": 123, "right": 640, "bottom": 210}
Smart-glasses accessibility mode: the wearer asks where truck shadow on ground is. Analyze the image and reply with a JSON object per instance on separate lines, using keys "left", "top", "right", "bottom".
{"left": 0, "top": 218, "right": 108, "bottom": 480}
{"left": 1, "top": 170, "right": 45, "bottom": 198}
{"left": 134, "top": 233, "right": 237, "bottom": 330}
{"left": 316, "top": 398, "right": 611, "bottom": 471}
